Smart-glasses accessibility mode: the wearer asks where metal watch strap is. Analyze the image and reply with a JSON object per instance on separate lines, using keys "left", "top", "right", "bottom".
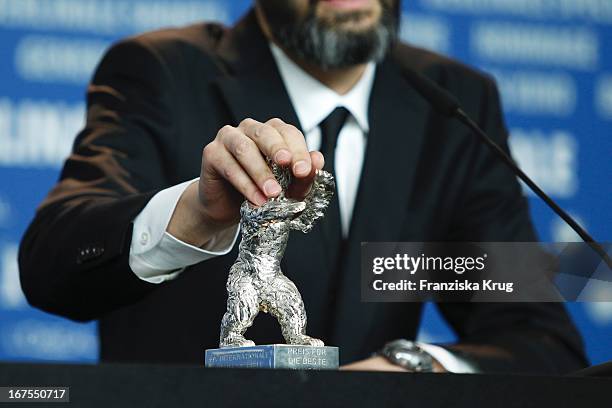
{"left": 379, "top": 339, "right": 434, "bottom": 372}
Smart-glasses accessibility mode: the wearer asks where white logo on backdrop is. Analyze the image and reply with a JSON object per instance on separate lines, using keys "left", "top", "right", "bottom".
{"left": 575, "top": 262, "right": 612, "bottom": 326}
{"left": 0, "top": 0, "right": 229, "bottom": 35}
{"left": 551, "top": 214, "right": 587, "bottom": 243}
{"left": 400, "top": 13, "right": 451, "bottom": 55}
{"left": 0, "top": 243, "right": 27, "bottom": 310}
{"left": 471, "top": 22, "right": 599, "bottom": 70}
{"left": 509, "top": 129, "right": 578, "bottom": 198}
{"left": 15, "top": 36, "right": 108, "bottom": 85}
{"left": 0, "top": 196, "right": 10, "bottom": 227}
{"left": 488, "top": 68, "right": 576, "bottom": 117}
{"left": 585, "top": 300, "right": 612, "bottom": 326}
{"left": 1, "top": 319, "right": 98, "bottom": 360}
{"left": 420, "top": 0, "right": 612, "bottom": 24}
{"left": 0, "top": 98, "right": 84, "bottom": 168}
{"left": 595, "top": 74, "right": 612, "bottom": 120}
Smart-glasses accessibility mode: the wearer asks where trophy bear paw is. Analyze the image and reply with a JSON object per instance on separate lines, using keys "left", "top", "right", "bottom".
{"left": 289, "top": 334, "right": 324, "bottom": 347}
{"left": 220, "top": 335, "right": 255, "bottom": 348}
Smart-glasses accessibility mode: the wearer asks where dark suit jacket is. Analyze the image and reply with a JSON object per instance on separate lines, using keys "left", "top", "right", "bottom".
{"left": 19, "top": 10, "right": 587, "bottom": 373}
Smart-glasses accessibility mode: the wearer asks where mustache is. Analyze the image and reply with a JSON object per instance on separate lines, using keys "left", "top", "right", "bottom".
{"left": 306, "top": 0, "right": 396, "bottom": 24}
{"left": 304, "top": 0, "right": 396, "bottom": 11}
{"left": 310, "top": 0, "right": 394, "bottom": 5}
{"left": 309, "top": 0, "right": 396, "bottom": 10}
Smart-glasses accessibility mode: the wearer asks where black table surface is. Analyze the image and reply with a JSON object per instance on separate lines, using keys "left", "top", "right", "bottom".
{"left": 0, "top": 362, "right": 610, "bottom": 407}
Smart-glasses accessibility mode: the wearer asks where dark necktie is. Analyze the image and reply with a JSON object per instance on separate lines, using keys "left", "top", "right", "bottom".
{"left": 319, "top": 107, "right": 350, "bottom": 178}
{"left": 318, "top": 107, "right": 349, "bottom": 261}
{"left": 317, "top": 107, "right": 350, "bottom": 337}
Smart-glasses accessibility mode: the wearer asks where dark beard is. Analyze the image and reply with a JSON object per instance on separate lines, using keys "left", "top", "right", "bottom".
{"left": 258, "top": 0, "right": 397, "bottom": 70}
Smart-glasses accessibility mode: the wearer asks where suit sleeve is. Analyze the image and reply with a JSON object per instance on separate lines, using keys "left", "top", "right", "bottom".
{"left": 18, "top": 38, "right": 181, "bottom": 321}
{"left": 436, "top": 75, "right": 588, "bottom": 374}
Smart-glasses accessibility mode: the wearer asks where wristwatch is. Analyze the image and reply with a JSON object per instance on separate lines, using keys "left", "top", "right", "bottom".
{"left": 379, "top": 339, "right": 434, "bottom": 372}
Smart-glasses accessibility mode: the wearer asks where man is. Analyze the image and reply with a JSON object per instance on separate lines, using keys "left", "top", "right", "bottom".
{"left": 19, "top": 0, "right": 587, "bottom": 373}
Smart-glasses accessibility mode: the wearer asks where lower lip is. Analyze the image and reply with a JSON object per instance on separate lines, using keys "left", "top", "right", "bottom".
{"left": 320, "top": 0, "right": 370, "bottom": 10}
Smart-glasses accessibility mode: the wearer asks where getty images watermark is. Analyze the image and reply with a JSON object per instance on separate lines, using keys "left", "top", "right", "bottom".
{"left": 360, "top": 242, "right": 611, "bottom": 302}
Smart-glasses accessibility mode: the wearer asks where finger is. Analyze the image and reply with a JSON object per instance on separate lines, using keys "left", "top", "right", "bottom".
{"left": 267, "top": 118, "right": 312, "bottom": 178}
{"left": 206, "top": 143, "right": 267, "bottom": 206}
{"left": 286, "top": 151, "right": 322, "bottom": 200}
{"left": 219, "top": 126, "right": 282, "bottom": 198}
{"left": 239, "top": 118, "right": 292, "bottom": 166}
{"left": 310, "top": 150, "right": 325, "bottom": 170}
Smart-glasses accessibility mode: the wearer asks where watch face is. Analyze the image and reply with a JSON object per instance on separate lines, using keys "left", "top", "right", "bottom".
{"left": 396, "top": 350, "right": 433, "bottom": 371}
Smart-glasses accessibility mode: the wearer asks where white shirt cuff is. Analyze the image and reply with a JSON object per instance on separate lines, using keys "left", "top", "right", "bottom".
{"left": 129, "top": 178, "right": 240, "bottom": 284}
{"left": 417, "top": 343, "right": 478, "bottom": 374}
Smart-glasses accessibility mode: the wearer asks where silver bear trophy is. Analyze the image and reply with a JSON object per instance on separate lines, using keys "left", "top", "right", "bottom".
{"left": 219, "top": 161, "right": 334, "bottom": 348}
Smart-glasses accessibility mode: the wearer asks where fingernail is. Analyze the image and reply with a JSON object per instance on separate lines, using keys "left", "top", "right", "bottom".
{"left": 275, "top": 149, "right": 291, "bottom": 164}
{"left": 263, "top": 179, "right": 282, "bottom": 196}
{"left": 316, "top": 154, "right": 325, "bottom": 169}
{"left": 254, "top": 191, "right": 267, "bottom": 206}
{"left": 293, "top": 160, "right": 310, "bottom": 176}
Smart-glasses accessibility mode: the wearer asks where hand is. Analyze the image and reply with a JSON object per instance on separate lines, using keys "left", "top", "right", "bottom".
{"left": 340, "top": 356, "right": 409, "bottom": 372}
{"left": 167, "top": 118, "right": 325, "bottom": 247}
{"left": 340, "top": 356, "right": 447, "bottom": 373}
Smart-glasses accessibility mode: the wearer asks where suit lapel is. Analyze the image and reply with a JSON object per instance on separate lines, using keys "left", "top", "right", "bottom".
{"left": 329, "top": 58, "right": 431, "bottom": 354}
{"left": 211, "top": 11, "right": 333, "bottom": 338}
{"left": 351, "top": 59, "right": 430, "bottom": 244}
{"left": 212, "top": 12, "right": 301, "bottom": 129}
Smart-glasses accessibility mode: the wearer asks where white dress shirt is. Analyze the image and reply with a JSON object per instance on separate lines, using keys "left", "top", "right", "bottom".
{"left": 126, "top": 42, "right": 475, "bottom": 373}
{"left": 270, "top": 43, "right": 374, "bottom": 235}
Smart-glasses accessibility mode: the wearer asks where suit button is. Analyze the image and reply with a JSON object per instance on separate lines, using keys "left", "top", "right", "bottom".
{"left": 77, "top": 244, "right": 104, "bottom": 263}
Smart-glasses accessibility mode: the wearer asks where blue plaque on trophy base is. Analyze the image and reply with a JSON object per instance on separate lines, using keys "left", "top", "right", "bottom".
{"left": 205, "top": 345, "right": 339, "bottom": 370}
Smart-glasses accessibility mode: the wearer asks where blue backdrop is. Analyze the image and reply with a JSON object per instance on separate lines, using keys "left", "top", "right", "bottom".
{"left": 1, "top": 0, "right": 610, "bottom": 365}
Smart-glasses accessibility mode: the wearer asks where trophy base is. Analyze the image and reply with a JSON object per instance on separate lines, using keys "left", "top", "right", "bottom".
{"left": 205, "top": 344, "right": 339, "bottom": 370}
